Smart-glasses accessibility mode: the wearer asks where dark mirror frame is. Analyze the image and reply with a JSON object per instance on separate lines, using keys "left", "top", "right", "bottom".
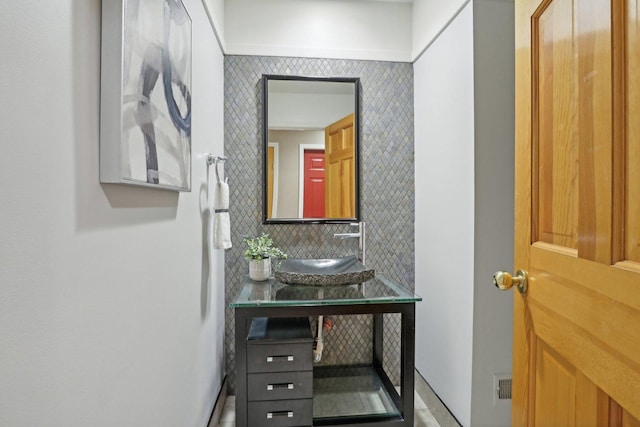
{"left": 262, "top": 74, "right": 361, "bottom": 224}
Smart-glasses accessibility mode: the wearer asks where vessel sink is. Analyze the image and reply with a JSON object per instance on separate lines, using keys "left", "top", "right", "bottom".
{"left": 274, "top": 255, "right": 375, "bottom": 286}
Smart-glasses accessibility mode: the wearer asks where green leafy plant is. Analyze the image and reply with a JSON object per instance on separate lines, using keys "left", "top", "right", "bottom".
{"left": 243, "top": 233, "right": 287, "bottom": 261}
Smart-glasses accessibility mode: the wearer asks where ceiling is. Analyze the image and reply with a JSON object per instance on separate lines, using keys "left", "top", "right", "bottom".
{"left": 325, "top": 0, "right": 413, "bottom": 2}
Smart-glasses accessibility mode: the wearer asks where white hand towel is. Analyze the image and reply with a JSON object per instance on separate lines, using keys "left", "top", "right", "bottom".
{"left": 213, "top": 181, "right": 232, "bottom": 250}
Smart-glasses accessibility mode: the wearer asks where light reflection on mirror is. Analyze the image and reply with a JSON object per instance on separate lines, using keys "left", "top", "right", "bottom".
{"left": 263, "top": 75, "right": 360, "bottom": 224}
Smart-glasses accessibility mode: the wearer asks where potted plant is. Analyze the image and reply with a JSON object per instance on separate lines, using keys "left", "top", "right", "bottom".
{"left": 243, "top": 233, "right": 287, "bottom": 281}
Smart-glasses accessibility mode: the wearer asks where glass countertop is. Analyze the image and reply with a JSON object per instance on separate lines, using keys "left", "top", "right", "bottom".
{"left": 229, "top": 275, "right": 421, "bottom": 308}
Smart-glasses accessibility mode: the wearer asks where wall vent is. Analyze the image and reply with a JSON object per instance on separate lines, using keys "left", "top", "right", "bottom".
{"left": 493, "top": 374, "right": 512, "bottom": 404}
{"left": 497, "top": 378, "right": 512, "bottom": 399}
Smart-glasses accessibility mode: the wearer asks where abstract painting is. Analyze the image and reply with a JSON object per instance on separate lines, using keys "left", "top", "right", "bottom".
{"left": 100, "top": 0, "right": 192, "bottom": 191}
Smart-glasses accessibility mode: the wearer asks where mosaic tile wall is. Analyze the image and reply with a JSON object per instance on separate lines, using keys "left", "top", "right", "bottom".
{"left": 224, "top": 55, "right": 414, "bottom": 393}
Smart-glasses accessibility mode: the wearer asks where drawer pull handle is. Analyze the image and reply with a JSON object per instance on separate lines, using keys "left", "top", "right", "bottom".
{"left": 267, "top": 411, "right": 293, "bottom": 419}
{"left": 266, "top": 355, "right": 294, "bottom": 363}
{"left": 266, "top": 383, "right": 294, "bottom": 391}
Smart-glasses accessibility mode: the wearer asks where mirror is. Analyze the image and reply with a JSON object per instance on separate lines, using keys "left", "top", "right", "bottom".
{"left": 262, "top": 75, "right": 360, "bottom": 224}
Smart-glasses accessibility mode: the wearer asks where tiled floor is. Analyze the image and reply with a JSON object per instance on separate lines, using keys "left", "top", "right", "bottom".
{"left": 213, "top": 371, "right": 460, "bottom": 427}
{"left": 216, "top": 392, "right": 440, "bottom": 427}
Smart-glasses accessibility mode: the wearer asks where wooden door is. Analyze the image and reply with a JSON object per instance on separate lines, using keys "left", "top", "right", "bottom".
{"left": 514, "top": 0, "right": 640, "bottom": 425}
{"left": 325, "top": 113, "right": 355, "bottom": 218}
{"left": 303, "top": 149, "right": 325, "bottom": 218}
{"left": 267, "top": 145, "right": 275, "bottom": 218}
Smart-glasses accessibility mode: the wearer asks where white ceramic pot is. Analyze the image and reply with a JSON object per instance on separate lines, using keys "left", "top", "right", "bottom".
{"left": 249, "top": 258, "right": 271, "bottom": 281}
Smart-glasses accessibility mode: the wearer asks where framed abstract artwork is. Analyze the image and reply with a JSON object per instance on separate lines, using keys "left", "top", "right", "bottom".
{"left": 100, "top": 0, "right": 192, "bottom": 191}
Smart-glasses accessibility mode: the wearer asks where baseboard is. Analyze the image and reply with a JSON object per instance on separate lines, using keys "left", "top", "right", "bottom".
{"left": 415, "top": 369, "right": 462, "bottom": 427}
{"left": 206, "top": 376, "right": 228, "bottom": 427}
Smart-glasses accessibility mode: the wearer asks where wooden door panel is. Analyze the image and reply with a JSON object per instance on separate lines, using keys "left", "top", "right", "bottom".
{"left": 528, "top": 286, "right": 640, "bottom": 415}
{"left": 533, "top": 0, "right": 615, "bottom": 256}
{"left": 325, "top": 113, "right": 355, "bottom": 218}
{"left": 516, "top": 0, "right": 640, "bottom": 425}
{"left": 528, "top": 264, "right": 638, "bottom": 366}
{"left": 534, "top": 340, "right": 577, "bottom": 427}
{"left": 531, "top": 244, "right": 640, "bottom": 310}
{"left": 575, "top": 0, "right": 615, "bottom": 263}
{"left": 627, "top": 0, "right": 640, "bottom": 263}
{"left": 624, "top": 411, "right": 640, "bottom": 427}
{"left": 342, "top": 157, "right": 354, "bottom": 215}
{"left": 530, "top": 334, "right": 617, "bottom": 427}
{"left": 534, "top": 0, "right": 579, "bottom": 250}
{"left": 524, "top": 249, "right": 640, "bottom": 421}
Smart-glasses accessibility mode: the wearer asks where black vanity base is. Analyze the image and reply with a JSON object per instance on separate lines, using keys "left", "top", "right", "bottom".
{"left": 233, "top": 302, "right": 416, "bottom": 427}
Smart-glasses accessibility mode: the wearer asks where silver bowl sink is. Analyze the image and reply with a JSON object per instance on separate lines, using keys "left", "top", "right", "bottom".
{"left": 274, "top": 255, "right": 375, "bottom": 286}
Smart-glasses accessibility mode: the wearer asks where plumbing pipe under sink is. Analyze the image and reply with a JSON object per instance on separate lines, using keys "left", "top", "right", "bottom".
{"left": 313, "top": 315, "right": 324, "bottom": 362}
{"left": 313, "top": 315, "right": 334, "bottom": 362}
{"left": 314, "top": 222, "right": 366, "bottom": 362}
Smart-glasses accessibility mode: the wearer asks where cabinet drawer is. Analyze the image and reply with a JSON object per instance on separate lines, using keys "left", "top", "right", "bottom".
{"left": 248, "top": 371, "right": 313, "bottom": 401}
{"left": 248, "top": 399, "right": 312, "bottom": 427}
{"left": 247, "top": 342, "right": 312, "bottom": 373}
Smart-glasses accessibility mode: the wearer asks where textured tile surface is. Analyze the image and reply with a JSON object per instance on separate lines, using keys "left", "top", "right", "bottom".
{"left": 224, "top": 55, "right": 415, "bottom": 393}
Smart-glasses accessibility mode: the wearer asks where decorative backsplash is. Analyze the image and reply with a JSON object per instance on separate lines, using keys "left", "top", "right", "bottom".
{"left": 224, "top": 55, "right": 414, "bottom": 392}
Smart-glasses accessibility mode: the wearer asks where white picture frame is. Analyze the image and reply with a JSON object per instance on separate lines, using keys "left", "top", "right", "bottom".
{"left": 100, "top": 0, "right": 192, "bottom": 191}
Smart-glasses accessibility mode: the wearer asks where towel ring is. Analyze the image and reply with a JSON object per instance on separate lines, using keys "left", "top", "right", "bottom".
{"left": 206, "top": 154, "right": 227, "bottom": 183}
{"left": 215, "top": 158, "right": 223, "bottom": 183}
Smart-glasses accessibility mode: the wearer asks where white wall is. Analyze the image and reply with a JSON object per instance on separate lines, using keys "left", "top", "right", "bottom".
{"left": 224, "top": 0, "right": 412, "bottom": 61}
{"left": 414, "top": 4, "right": 476, "bottom": 425}
{"left": 414, "top": 1, "right": 515, "bottom": 426}
{"left": 202, "top": 0, "right": 226, "bottom": 50}
{"left": 470, "top": 1, "right": 514, "bottom": 425}
{"left": 0, "top": 1, "right": 225, "bottom": 426}
{"left": 269, "top": 130, "right": 325, "bottom": 218}
{"left": 269, "top": 92, "right": 354, "bottom": 130}
{"left": 412, "top": 0, "right": 470, "bottom": 60}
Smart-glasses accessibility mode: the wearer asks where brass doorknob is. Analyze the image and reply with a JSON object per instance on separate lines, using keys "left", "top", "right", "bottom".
{"left": 493, "top": 270, "right": 528, "bottom": 294}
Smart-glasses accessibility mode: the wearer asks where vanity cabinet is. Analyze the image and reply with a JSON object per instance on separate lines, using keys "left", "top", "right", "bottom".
{"left": 231, "top": 276, "right": 421, "bottom": 427}
{"left": 246, "top": 317, "right": 313, "bottom": 427}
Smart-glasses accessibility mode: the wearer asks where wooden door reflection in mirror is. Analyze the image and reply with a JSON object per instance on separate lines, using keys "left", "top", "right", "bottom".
{"left": 262, "top": 75, "right": 360, "bottom": 224}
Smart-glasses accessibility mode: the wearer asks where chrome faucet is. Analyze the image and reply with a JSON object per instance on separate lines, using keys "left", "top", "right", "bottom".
{"left": 333, "top": 221, "right": 366, "bottom": 265}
